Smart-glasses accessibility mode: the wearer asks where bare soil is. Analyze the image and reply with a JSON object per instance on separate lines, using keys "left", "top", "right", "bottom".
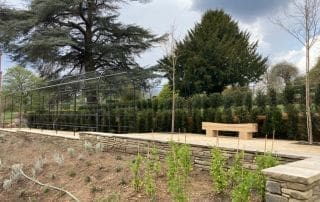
{"left": 0, "top": 134, "right": 256, "bottom": 202}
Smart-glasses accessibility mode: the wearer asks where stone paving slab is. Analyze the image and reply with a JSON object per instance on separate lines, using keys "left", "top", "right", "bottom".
{"left": 263, "top": 163, "right": 320, "bottom": 184}
{"left": 1, "top": 128, "right": 320, "bottom": 158}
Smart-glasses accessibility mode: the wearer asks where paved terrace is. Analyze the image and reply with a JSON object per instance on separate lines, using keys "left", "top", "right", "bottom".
{"left": 1, "top": 128, "right": 320, "bottom": 158}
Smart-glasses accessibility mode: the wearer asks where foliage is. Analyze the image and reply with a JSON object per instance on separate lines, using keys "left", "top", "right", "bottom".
{"left": 228, "top": 151, "right": 244, "bottom": 185}
{"left": 3, "top": 65, "right": 42, "bottom": 94}
{"left": 53, "top": 153, "right": 64, "bottom": 166}
{"left": 210, "top": 147, "right": 228, "bottom": 194}
{"left": 157, "top": 10, "right": 267, "bottom": 96}
{"left": 254, "top": 153, "right": 279, "bottom": 198}
{"left": 286, "top": 104, "right": 299, "bottom": 139}
{"left": 131, "top": 154, "right": 143, "bottom": 192}
{"left": 0, "top": 0, "right": 161, "bottom": 77}
{"left": 166, "top": 141, "right": 192, "bottom": 202}
{"left": 268, "top": 88, "right": 277, "bottom": 106}
{"left": 284, "top": 84, "right": 295, "bottom": 104}
{"left": 314, "top": 84, "right": 320, "bottom": 107}
{"left": 231, "top": 171, "right": 255, "bottom": 202}
{"left": 143, "top": 147, "right": 161, "bottom": 200}
{"left": 262, "top": 107, "right": 283, "bottom": 137}
{"left": 269, "top": 61, "right": 298, "bottom": 89}
{"left": 255, "top": 90, "right": 267, "bottom": 112}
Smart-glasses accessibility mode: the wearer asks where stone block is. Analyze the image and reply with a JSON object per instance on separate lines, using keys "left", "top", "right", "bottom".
{"left": 287, "top": 182, "right": 315, "bottom": 192}
{"left": 267, "top": 181, "right": 282, "bottom": 194}
{"left": 282, "top": 188, "right": 313, "bottom": 200}
{"left": 265, "top": 193, "right": 288, "bottom": 202}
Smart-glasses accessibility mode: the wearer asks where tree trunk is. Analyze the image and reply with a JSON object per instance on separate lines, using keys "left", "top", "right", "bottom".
{"left": 171, "top": 56, "right": 176, "bottom": 133}
{"left": 306, "top": 44, "right": 313, "bottom": 144}
{"left": 84, "top": 0, "right": 98, "bottom": 106}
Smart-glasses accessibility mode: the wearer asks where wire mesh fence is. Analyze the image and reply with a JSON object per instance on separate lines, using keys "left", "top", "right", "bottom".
{"left": 1, "top": 70, "right": 320, "bottom": 141}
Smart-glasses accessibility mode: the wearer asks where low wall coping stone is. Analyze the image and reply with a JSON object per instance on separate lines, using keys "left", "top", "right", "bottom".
{"left": 263, "top": 158, "right": 320, "bottom": 185}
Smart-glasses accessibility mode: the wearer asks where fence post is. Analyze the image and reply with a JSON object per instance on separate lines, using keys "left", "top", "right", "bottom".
{"left": 30, "top": 93, "right": 33, "bottom": 130}
{"left": 19, "top": 93, "right": 23, "bottom": 129}
{"left": 10, "top": 95, "right": 13, "bottom": 128}
{"left": 2, "top": 95, "right": 6, "bottom": 128}
{"left": 74, "top": 91, "right": 77, "bottom": 135}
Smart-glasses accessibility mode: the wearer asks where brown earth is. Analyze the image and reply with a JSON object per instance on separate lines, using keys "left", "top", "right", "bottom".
{"left": 0, "top": 133, "right": 259, "bottom": 202}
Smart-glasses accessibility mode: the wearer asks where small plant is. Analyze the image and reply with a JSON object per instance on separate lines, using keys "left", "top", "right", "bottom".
{"left": 84, "top": 141, "right": 93, "bottom": 153}
{"left": 254, "top": 153, "right": 279, "bottom": 199}
{"left": 95, "top": 142, "right": 103, "bottom": 153}
{"left": 67, "top": 148, "right": 75, "bottom": 158}
{"left": 68, "top": 170, "right": 76, "bottom": 177}
{"left": 231, "top": 171, "right": 255, "bottom": 202}
{"left": 210, "top": 147, "right": 228, "bottom": 194}
{"left": 115, "top": 155, "right": 122, "bottom": 160}
{"left": 130, "top": 154, "right": 143, "bottom": 192}
{"left": 91, "top": 185, "right": 103, "bottom": 193}
{"left": 166, "top": 141, "right": 192, "bottom": 202}
{"left": 85, "top": 176, "right": 91, "bottom": 183}
{"left": 2, "top": 164, "right": 23, "bottom": 190}
{"left": 228, "top": 151, "right": 245, "bottom": 186}
{"left": 3, "top": 179, "right": 12, "bottom": 190}
{"left": 51, "top": 174, "right": 56, "bottom": 180}
{"left": 143, "top": 147, "right": 161, "bottom": 200}
{"left": 53, "top": 153, "right": 64, "bottom": 166}
{"left": 43, "top": 186, "right": 50, "bottom": 193}
{"left": 119, "top": 177, "right": 127, "bottom": 185}
{"left": 32, "top": 157, "right": 46, "bottom": 177}
{"left": 115, "top": 166, "right": 122, "bottom": 173}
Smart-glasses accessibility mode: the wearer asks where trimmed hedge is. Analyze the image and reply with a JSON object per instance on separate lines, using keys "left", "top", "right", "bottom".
{"left": 26, "top": 89, "right": 320, "bottom": 140}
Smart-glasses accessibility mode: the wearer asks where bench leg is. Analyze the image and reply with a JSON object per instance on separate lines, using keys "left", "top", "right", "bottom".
{"left": 206, "top": 130, "right": 218, "bottom": 137}
{"left": 239, "top": 132, "right": 252, "bottom": 140}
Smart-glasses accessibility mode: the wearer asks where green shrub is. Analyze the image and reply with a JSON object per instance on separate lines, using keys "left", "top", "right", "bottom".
{"left": 166, "top": 141, "right": 192, "bottom": 202}
{"left": 286, "top": 104, "right": 298, "bottom": 139}
{"left": 210, "top": 147, "right": 228, "bottom": 194}
{"left": 255, "top": 90, "right": 266, "bottom": 112}
{"left": 144, "top": 147, "right": 161, "bottom": 200}
{"left": 254, "top": 153, "right": 279, "bottom": 199}
{"left": 208, "top": 93, "right": 222, "bottom": 108}
{"left": 284, "top": 84, "right": 295, "bottom": 104}
{"left": 131, "top": 154, "right": 143, "bottom": 192}
{"left": 228, "top": 151, "right": 245, "bottom": 186}
{"left": 221, "top": 108, "right": 233, "bottom": 123}
{"left": 315, "top": 84, "right": 320, "bottom": 107}
{"left": 268, "top": 88, "right": 277, "bottom": 106}
{"left": 244, "top": 92, "right": 253, "bottom": 110}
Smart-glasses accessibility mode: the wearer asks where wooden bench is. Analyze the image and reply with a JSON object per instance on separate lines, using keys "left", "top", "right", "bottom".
{"left": 201, "top": 122, "right": 258, "bottom": 140}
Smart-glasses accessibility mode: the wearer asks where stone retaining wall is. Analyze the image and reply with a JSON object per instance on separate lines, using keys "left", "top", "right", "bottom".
{"left": 2, "top": 129, "right": 318, "bottom": 201}
{"left": 79, "top": 132, "right": 302, "bottom": 170}
{"left": 263, "top": 158, "right": 320, "bottom": 201}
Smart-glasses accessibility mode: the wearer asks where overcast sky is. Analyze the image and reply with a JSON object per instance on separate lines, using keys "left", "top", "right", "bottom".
{"left": 2, "top": 0, "right": 320, "bottom": 75}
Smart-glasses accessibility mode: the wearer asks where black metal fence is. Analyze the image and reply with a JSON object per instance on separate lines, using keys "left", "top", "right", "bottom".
{"left": 1, "top": 70, "right": 320, "bottom": 141}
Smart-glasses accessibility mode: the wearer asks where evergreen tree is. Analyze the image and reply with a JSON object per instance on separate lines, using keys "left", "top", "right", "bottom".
{"left": 157, "top": 10, "right": 267, "bottom": 96}
{"left": 0, "top": 0, "right": 162, "bottom": 103}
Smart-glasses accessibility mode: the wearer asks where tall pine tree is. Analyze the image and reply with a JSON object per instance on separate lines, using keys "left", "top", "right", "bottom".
{"left": 158, "top": 10, "right": 267, "bottom": 96}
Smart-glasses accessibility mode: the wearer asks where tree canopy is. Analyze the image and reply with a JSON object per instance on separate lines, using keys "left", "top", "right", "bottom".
{"left": 3, "top": 65, "right": 42, "bottom": 94}
{"left": 157, "top": 10, "right": 268, "bottom": 96}
{"left": 310, "top": 57, "right": 320, "bottom": 85}
{"left": 268, "top": 61, "right": 298, "bottom": 91}
{"left": 0, "top": 0, "right": 161, "bottom": 78}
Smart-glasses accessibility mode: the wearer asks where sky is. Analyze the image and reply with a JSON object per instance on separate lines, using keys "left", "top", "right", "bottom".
{"left": 1, "top": 0, "right": 320, "bottom": 75}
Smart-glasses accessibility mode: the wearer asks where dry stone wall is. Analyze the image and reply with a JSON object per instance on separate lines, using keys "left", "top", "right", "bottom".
{"left": 79, "top": 132, "right": 302, "bottom": 170}
{"left": 263, "top": 158, "right": 320, "bottom": 201}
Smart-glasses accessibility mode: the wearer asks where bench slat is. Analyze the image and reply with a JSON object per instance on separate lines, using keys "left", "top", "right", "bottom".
{"left": 202, "top": 122, "right": 257, "bottom": 132}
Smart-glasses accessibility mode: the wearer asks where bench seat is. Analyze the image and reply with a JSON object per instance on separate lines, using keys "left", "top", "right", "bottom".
{"left": 202, "top": 122, "right": 258, "bottom": 140}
